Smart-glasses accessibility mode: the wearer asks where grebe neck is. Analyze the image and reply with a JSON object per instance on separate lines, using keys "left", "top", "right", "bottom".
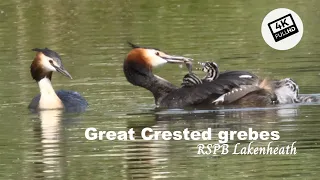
{"left": 148, "top": 75, "right": 178, "bottom": 104}
{"left": 38, "top": 77, "right": 64, "bottom": 109}
{"left": 123, "top": 61, "right": 177, "bottom": 105}
{"left": 38, "top": 77, "right": 56, "bottom": 95}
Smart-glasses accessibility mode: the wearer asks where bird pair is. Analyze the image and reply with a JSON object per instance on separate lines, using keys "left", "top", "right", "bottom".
{"left": 29, "top": 43, "right": 318, "bottom": 112}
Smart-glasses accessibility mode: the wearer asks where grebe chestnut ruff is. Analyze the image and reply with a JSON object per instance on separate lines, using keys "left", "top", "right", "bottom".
{"left": 123, "top": 43, "right": 260, "bottom": 108}
{"left": 28, "top": 48, "right": 88, "bottom": 112}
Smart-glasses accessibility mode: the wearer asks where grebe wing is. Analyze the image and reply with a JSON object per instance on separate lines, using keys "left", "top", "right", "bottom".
{"left": 160, "top": 71, "right": 259, "bottom": 108}
{"left": 56, "top": 90, "right": 88, "bottom": 112}
{"left": 213, "top": 85, "right": 261, "bottom": 104}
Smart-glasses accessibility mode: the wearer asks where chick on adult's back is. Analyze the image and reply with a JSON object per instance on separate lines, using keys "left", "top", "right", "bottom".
{"left": 28, "top": 48, "right": 88, "bottom": 112}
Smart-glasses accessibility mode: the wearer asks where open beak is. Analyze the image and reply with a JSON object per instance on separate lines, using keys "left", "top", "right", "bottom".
{"left": 53, "top": 65, "right": 73, "bottom": 79}
{"left": 160, "top": 54, "right": 193, "bottom": 64}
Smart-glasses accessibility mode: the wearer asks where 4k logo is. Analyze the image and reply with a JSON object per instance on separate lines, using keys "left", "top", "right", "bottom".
{"left": 262, "top": 8, "right": 303, "bottom": 50}
{"left": 267, "top": 14, "right": 299, "bottom": 42}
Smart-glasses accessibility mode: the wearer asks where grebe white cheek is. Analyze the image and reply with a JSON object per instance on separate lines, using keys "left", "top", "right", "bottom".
{"left": 39, "top": 53, "right": 58, "bottom": 72}
{"left": 144, "top": 49, "right": 168, "bottom": 67}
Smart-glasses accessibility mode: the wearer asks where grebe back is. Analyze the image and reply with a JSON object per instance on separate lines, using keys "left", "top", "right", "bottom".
{"left": 182, "top": 61, "right": 300, "bottom": 106}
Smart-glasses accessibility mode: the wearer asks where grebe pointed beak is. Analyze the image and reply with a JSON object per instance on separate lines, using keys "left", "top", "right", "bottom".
{"left": 53, "top": 65, "right": 73, "bottom": 79}
{"left": 160, "top": 54, "right": 193, "bottom": 64}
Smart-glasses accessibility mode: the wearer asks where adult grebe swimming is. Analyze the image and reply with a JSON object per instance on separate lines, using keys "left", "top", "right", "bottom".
{"left": 123, "top": 42, "right": 260, "bottom": 108}
{"left": 28, "top": 48, "right": 88, "bottom": 112}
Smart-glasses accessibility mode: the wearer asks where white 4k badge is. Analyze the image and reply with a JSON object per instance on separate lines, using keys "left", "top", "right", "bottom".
{"left": 261, "top": 8, "right": 303, "bottom": 50}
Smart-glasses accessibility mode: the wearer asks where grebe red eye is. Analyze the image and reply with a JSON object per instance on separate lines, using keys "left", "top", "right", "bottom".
{"left": 155, "top": 52, "right": 160, "bottom": 56}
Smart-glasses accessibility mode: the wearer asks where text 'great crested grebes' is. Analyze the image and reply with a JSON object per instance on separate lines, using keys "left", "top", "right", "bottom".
{"left": 85, "top": 127, "right": 280, "bottom": 142}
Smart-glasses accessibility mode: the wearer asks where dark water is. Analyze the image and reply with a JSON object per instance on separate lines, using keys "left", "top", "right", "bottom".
{"left": 0, "top": 0, "right": 320, "bottom": 179}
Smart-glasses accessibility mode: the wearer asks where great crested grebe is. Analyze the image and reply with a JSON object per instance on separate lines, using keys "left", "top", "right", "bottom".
{"left": 123, "top": 42, "right": 260, "bottom": 108}
{"left": 182, "top": 61, "right": 301, "bottom": 105}
{"left": 28, "top": 48, "right": 88, "bottom": 111}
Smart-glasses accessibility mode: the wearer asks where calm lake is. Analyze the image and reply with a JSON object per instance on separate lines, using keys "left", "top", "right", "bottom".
{"left": 0, "top": 0, "right": 319, "bottom": 179}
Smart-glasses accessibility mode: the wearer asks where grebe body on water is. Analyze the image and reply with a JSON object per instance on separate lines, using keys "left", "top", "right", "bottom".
{"left": 123, "top": 43, "right": 260, "bottom": 108}
{"left": 28, "top": 48, "right": 88, "bottom": 112}
{"left": 182, "top": 61, "right": 306, "bottom": 106}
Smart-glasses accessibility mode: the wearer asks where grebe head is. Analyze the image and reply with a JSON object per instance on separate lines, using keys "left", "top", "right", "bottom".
{"left": 31, "top": 48, "right": 72, "bottom": 81}
{"left": 124, "top": 42, "right": 192, "bottom": 86}
{"left": 199, "top": 61, "right": 219, "bottom": 81}
{"left": 126, "top": 42, "right": 192, "bottom": 68}
{"left": 123, "top": 42, "right": 193, "bottom": 104}
{"left": 274, "top": 78, "right": 300, "bottom": 103}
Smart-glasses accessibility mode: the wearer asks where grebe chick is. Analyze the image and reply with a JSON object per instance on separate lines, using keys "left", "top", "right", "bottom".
{"left": 273, "top": 78, "right": 320, "bottom": 103}
{"left": 28, "top": 48, "right": 88, "bottom": 112}
{"left": 199, "top": 62, "right": 220, "bottom": 82}
{"left": 124, "top": 42, "right": 259, "bottom": 108}
{"left": 182, "top": 62, "right": 219, "bottom": 87}
{"left": 273, "top": 78, "right": 299, "bottom": 103}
